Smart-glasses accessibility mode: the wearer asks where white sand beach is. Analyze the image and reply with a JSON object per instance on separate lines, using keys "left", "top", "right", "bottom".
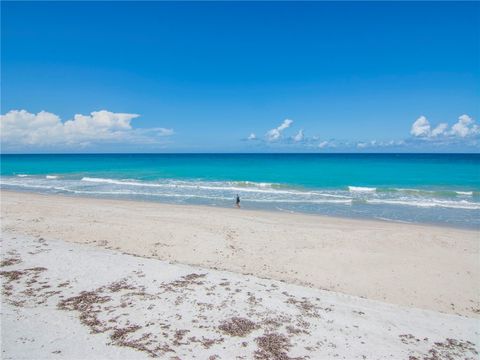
{"left": 2, "top": 190, "right": 479, "bottom": 317}
{"left": 1, "top": 231, "right": 479, "bottom": 359}
{"left": 1, "top": 190, "right": 479, "bottom": 359}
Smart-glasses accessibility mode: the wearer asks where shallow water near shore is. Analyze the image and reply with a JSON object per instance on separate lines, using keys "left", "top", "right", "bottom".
{"left": 1, "top": 153, "right": 479, "bottom": 228}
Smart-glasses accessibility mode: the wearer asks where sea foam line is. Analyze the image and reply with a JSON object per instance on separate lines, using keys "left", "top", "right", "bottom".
{"left": 3, "top": 177, "right": 479, "bottom": 210}
{"left": 456, "top": 191, "right": 473, "bottom": 196}
{"left": 61, "top": 189, "right": 353, "bottom": 204}
{"left": 1, "top": 180, "right": 353, "bottom": 204}
{"left": 367, "top": 199, "right": 480, "bottom": 210}
{"left": 80, "top": 177, "right": 350, "bottom": 198}
{"left": 348, "top": 186, "right": 376, "bottom": 193}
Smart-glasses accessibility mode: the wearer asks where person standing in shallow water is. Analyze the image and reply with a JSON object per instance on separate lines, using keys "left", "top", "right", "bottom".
{"left": 235, "top": 194, "right": 241, "bottom": 208}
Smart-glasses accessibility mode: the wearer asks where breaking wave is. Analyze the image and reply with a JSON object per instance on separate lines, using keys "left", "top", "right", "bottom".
{"left": 348, "top": 186, "right": 377, "bottom": 193}
{"left": 366, "top": 198, "right": 480, "bottom": 210}
{"left": 80, "top": 177, "right": 350, "bottom": 198}
{"left": 1, "top": 175, "right": 479, "bottom": 227}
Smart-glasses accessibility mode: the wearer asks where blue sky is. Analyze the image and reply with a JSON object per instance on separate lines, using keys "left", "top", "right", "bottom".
{"left": 1, "top": 1, "right": 479, "bottom": 153}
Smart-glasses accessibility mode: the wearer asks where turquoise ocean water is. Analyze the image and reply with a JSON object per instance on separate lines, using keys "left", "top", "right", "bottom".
{"left": 1, "top": 154, "right": 479, "bottom": 228}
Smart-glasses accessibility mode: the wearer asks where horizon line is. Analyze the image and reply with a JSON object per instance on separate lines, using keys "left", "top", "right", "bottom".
{"left": 1, "top": 152, "right": 479, "bottom": 156}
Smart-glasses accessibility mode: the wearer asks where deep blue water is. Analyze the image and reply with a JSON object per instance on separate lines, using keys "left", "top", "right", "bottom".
{"left": 1, "top": 154, "right": 479, "bottom": 228}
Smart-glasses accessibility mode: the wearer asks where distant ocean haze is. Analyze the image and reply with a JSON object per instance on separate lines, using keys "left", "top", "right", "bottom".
{"left": 1, "top": 154, "right": 479, "bottom": 228}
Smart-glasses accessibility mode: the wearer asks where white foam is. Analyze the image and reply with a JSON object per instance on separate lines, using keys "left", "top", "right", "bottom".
{"left": 67, "top": 188, "right": 353, "bottom": 205}
{"left": 348, "top": 186, "right": 376, "bottom": 193}
{"left": 16, "top": 174, "right": 29, "bottom": 177}
{"left": 247, "top": 198, "right": 352, "bottom": 205}
{"left": 393, "top": 188, "right": 425, "bottom": 193}
{"left": 80, "top": 177, "right": 350, "bottom": 198}
{"left": 233, "top": 181, "right": 274, "bottom": 188}
{"left": 0, "top": 181, "right": 63, "bottom": 191}
{"left": 81, "top": 177, "right": 141, "bottom": 186}
{"left": 4, "top": 176, "right": 479, "bottom": 213}
{"left": 64, "top": 189, "right": 234, "bottom": 201}
{"left": 367, "top": 199, "right": 480, "bottom": 210}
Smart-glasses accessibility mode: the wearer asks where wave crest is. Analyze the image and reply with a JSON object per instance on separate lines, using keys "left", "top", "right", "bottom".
{"left": 2, "top": 176, "right": 479, "bottom": 217}
{"left": 348, "top": 186, "right": 376, "bottom": 193}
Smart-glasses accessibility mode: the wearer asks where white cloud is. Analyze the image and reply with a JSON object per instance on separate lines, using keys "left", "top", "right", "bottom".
{"left": 431, "top": 123, "right": 448, "bottom": 137}
{"left": 450, "top": 114, "right": 478, "bottom": 137}
{"left": 293, "top": 129, "right": 304, "bottom": 142}
{"left": 410, "top": 114, "right": 478, "bottom": 139}
{"left": 247, "top": 133, "right": 257, "bottom": 140}
{"left": 244, "top": 113, "right": 479, "bottom": 151}
{"left": 266, "top": 118, "right": 293, "bottom": 141}
{"left": 410, "top": 116, "right": 431, "bottom": 137}
{"left": 0, "top": 109, "right": 174, "bottom": 150}
{"left": 355, "top": 139, "right": 405, "bottom": 149}
{"left": 154, "top": 128, "right": 174, "bottom": 136}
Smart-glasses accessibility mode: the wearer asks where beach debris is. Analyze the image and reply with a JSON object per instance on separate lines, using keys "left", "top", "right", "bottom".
{"left": 285, "top": 297, "right": 322, "bottom": 318}
{"left": 0, "top": 257, "right": 21, "bottom": 267}
{"left": 58, "top": 291, "right": 112, "bottom": 333}
{"left": 254, "top": 333, "right": 303, "bottom": 360}
{"left": 285, "top": 325, "right": 308, "bottom": 336}
{"left": 1, "top": 267, "right": 53, "bottom": 306}
{"left": 188, "top": 336, "right": 224, "bottom": 349}
{"left": 160, "top": 273, "right": 207, "bottom": 292}
{"left": 399, "top": 334, "right": 422, "bottom": 345}
{"left": 0, "top": 269, "right": 25, "bottom": 282}
{"left": 218, "top": 317, "right": 259, "bottom": 337}
{"left": 107, "top": 279, "right": 137, "bottom": 292}
{"left": 406, "top": 338, "right": 478, "bottom": 360}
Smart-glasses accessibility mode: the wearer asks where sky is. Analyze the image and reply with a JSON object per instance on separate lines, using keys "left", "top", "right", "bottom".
{"left": 1, "top": 1, "right": 479, "bottom": 153}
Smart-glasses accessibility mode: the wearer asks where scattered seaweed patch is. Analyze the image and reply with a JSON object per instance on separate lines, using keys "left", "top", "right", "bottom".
{"left": 0, "top": 270, "right": 25, "bottom": 282}
{"left": 403, "top": 336, "right": 478, "bottom": 360}
{"left": 400, "top": 334, "right": 422, "bottom": 345}
{"left": 0, "top": 257, "right": 21, "bottom": 267}
{"left": 58, "top": 291, "right": 112, "bottom": 333}
{"left": 286, "top": 326, "right": 309, "bottom": 336}
{"left": 188, "top": 335, "right": 225, "bottom": 349}
{"left": 286, "top": 298, "right": 320, "bottom": 317}
{"left": 254, "top": 333, "right": 304, "bottom": 360}
{"left": 425, "top": 338, "right": 477, "bottom": 360}
{"left": 1, "top": 267, "right": 53, "bottom": 306}
{"left": 218, "top": 317, "right": 259, "bottom": 337}
{"left": 107, "top": 279, "right": 137, "bottom": 293}
{"left": 159, "top": 273, "right": 207, "bottom": 292}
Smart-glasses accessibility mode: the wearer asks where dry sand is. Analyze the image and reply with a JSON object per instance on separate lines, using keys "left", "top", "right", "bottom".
{"left": 1, "top": 190, "right": 479, "bottom": 317}
{"left": 1, "top": 232, "right": 478, "bottom": 359}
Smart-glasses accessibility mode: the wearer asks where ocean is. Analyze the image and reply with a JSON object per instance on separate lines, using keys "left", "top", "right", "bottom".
{"left": 1, "top": 153, "right": 479, "bottom": 229}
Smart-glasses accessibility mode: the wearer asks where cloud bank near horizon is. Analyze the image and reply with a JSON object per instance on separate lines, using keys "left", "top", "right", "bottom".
{"left": 0, "top": 110, "right": 174, "bottom": 152}
{"left": 410, "top": 115, "right": 479, "bottom": 138}
{"left": 246, "top": 115, "right": 480, "bottom": 151}
{"left": 1, "top": 109, "right": 479, "bottom": 153}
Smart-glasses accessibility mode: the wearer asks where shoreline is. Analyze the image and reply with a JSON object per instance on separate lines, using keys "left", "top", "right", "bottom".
{"left": 1, "top": 189, "right": 479, "bottom": 317}
{"left": 2, "top": 188, "right": 477, "bottom": 231}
